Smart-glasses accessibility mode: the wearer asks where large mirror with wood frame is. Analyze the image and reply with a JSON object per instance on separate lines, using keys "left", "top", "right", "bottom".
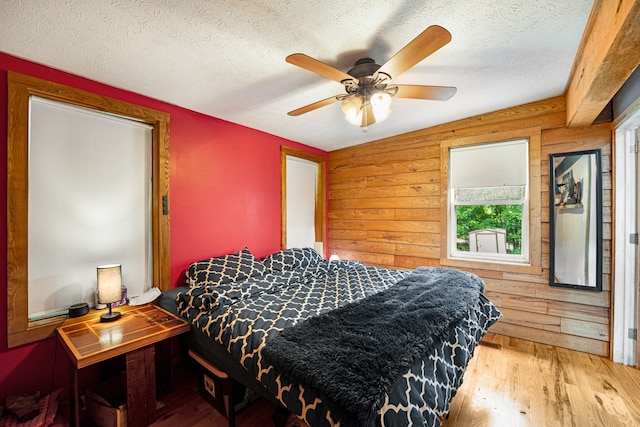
{"left": 548, "top": 149, "right": 602, "bottom": 291}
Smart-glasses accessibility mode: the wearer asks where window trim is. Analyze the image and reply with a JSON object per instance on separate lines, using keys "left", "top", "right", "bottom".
{"left": 7, "top": 71, "right": 171, "bottom": 348}
{"left": 440, "top": 128, "right": 542, "bottom": 274}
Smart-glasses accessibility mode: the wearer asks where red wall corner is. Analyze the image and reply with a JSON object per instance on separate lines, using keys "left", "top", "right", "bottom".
{"left": 0, "top": 51, "right": 327, "bottom": 400}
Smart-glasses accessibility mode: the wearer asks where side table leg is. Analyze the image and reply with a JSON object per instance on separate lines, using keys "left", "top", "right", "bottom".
{"left": 126, "top": 344, "right": 156, "bottom": 427}
{"left": 69, "top": 360, "right": 80, "bottom": 427}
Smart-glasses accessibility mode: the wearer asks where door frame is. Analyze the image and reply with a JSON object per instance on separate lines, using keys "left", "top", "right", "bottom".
{"left": 612, "top": 102, "right": 640, "bottom": 368}
{"left": 280, "top": 146, "right": 326, "bottom": 254}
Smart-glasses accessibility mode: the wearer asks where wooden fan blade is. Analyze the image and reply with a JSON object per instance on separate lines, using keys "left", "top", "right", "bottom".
{"left": 288, "top": 96, "right": 338, "bottom": 116}
{"left": 394, "top": 85, "right": 457, "bottom": 100}
{"left": 378, "top": 25, "right": 452, "bottom": 79}
{"left": 286, "top": 53, "right": 356, "bottom": 84}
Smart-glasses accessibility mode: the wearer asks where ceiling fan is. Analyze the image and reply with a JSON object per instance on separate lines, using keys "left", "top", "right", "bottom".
{"left": 286, "top": 25, "right": 457, "bottom": 128}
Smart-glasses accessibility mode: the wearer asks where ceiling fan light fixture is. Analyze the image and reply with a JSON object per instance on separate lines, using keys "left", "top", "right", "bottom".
{"left": 341, "top": 93, "right": 392, "bottom": 127}
{"left": 286, "top": 25, "right": 456, "bottom": 127}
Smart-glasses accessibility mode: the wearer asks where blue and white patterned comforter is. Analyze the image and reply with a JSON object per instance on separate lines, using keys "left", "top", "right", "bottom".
{"left": 176, "top": 260, "right": 501, "bottom": 426}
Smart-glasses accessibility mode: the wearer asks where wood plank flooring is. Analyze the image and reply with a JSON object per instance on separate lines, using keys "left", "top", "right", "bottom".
{"left": 152, "top": 367, "right": 280, "bottom": 427}
{"left": 152, "top": 333, "right": 640, "bottom": 426}
{"left": 443, "top": 333, "right": 640, "bottom": 427}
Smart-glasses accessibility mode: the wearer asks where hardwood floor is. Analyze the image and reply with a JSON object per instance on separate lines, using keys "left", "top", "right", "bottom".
{"left": 443, "top": 333, "right": 640, "bottom": 427}
{"left": 152, "top": 365, "right": 280, "bottom": 427}
{"left": 152, "top": 334, "right": 640, "bottom": 426}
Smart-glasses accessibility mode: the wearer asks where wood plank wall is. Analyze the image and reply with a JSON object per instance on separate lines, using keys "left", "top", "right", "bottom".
{"left": 327, "top": 96, "right": 613, "bottom": 357}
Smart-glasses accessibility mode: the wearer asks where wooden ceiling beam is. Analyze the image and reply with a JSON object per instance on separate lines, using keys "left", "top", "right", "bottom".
{"left": 566, "top": 0, "right": 640, "bottom": 127}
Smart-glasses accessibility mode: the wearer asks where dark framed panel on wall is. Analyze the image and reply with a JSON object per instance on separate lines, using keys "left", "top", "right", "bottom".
{"left": 548, "top": 149, "right": 603, "bottom": 291}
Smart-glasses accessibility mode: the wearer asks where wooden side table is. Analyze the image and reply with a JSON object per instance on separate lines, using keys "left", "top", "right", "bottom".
{"left": 57, "top": 304, "right": 190, "bottom": 427}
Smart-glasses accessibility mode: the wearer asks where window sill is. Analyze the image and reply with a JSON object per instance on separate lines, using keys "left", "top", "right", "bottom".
{"left": 440, "top": 256, "right": 542, "bottom": 275}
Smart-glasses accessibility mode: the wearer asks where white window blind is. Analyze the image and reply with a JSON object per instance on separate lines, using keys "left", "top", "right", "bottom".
{"left": 451, "top": 139, "right": 528, "bottom": 205}
{"left": 28, "top": 96, "right": 152, "bottom": 319}
{"left": 450, "top": 139, "right": 528, "bottom": 189}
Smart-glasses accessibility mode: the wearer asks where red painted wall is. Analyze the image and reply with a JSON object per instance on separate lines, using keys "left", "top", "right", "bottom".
{"left": 0, "top": 52, "right": 327, "bottom": 400}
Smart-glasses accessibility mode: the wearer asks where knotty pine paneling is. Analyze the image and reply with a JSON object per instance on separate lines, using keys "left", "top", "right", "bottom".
{"left": 327, "top": 96, "right": 613, "bottom": 357}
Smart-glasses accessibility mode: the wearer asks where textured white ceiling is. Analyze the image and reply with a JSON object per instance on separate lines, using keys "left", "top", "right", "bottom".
{"left": 1, "top": 0, "right": 594, "bottom": 151}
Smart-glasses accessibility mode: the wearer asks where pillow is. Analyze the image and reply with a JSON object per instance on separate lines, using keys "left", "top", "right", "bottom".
{"left": 185, "top": 247, "right": 266, "bottom": 287}
{"left": 262, "top": 247, "right": 323, "bottom": 272}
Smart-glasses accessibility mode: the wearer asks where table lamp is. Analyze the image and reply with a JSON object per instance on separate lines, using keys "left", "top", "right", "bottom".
{"left": 97, "top": 264, "right": 123, "bottom": 322}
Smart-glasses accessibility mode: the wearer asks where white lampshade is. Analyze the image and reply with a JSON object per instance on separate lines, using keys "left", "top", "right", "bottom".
{"left": 97, "top": 264, "right": 122, "bottom": 322}
{"left": 329, "top": 254, "right": 340, "bottom": 262}
{"left": 370, "top": 92, "right": 392, "bottom": 122}
{"left": 97, "top": 264, "right": 122, "bottom": 304}
{"left": 341, "top": 95, "right": 363, "bottom": 126}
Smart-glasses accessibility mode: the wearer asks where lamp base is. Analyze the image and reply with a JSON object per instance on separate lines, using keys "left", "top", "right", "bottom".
{"left": 100, "top": 310, "right": 121, "bottom": 322}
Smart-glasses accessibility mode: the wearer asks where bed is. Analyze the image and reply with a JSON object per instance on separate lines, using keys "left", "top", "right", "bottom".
{"left": 160, "top": 247, "right": 501, "bottom": 427}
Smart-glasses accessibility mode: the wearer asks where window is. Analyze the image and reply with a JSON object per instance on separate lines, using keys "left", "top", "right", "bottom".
{"left": 28, "top": 97, "right": 153, "bottom": 320}
{"left": 449, "top": 139, "right": 529, "bottom": 263}
{"left": 440, "top": 128, "right": 541, "bottom": 272}
{"left": 7, "top": 72, "right": 170, "bottom": 348}
{"left": 285, "top": 156, "right": 319, "bottom": 249}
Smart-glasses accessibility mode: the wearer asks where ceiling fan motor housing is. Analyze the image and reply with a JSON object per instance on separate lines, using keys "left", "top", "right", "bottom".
{"left": 347, "top": 58, "right": 381, "bottom": 78}
{"left": 343, "top": 58, "right": 392, "bottom": 97}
